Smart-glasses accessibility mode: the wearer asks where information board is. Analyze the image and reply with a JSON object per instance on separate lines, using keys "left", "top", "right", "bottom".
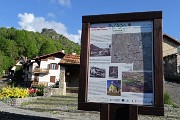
{"left": 87, "top": 21, "right": 154, "bottom": 105}
{"left": 78, "top": 11, "right": 164, "bottom": 116}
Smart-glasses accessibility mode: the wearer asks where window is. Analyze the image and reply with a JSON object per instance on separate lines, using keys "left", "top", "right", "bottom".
{"left": 47, "top": 64, "right": 50, "bottom": 69}
{"left": 52, "top": 63, "right": 57, "bottom": 70}
{"left": 49, "top": 63, "right": 58, "bottom": 70}
{"left": 50, "top": 76, "right": 56, "bottom": 83}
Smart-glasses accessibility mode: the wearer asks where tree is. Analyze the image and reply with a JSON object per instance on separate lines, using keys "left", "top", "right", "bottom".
{"left": 39, "top": 40, "right": 57, "bottom": 55}
{"left": 0, "top": 27, "right": 81, "bottom": 75}
{"left": 0, "top": 51, "right": 4, "bottom": 75}
{"left": 0, "top": 51, "right": 14, "bottom": 76}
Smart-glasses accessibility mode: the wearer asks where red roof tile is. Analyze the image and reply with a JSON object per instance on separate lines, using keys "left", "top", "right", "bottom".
{"left": 60, "top": 54, "right": 80, "bottom": 65}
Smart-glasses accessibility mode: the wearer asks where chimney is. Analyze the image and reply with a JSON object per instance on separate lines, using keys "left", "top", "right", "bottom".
{"left": 61, "top": 50, "right": 65, "bottom": 53}
{"left": 72, "top": 52, "right": 76, "bottom": 55}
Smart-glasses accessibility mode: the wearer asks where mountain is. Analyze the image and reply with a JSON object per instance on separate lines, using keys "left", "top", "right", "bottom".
{"left": 41, "top": 28, "right": 66, "bottom": 40}
{"left": 41, "top": 28, "right": 80, "bottom": 54}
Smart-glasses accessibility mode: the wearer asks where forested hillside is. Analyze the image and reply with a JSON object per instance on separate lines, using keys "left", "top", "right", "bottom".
{"left": 0, "top": 27, "right": 80, "bottom": 75}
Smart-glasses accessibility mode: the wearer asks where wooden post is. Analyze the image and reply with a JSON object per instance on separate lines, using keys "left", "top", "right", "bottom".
{"left": 129, "top": 105, "right": 138, "bottom": 120}
{"left": 101, "top": 104, "right": 138, "bottom": 120}
{"left": 100, "top": 104, "right": 110, "bottom": 120}
{"left": 114, "top": 105, "right": 137, "bottom": 120}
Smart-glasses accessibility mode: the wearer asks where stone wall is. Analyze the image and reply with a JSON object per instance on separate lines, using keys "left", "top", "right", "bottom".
{"left": 59, "top": 66, "right": 66, "bottom": 95}
{"left": 164, "top": 54, "right": 178, "bottom": 80}
{"left": 3, "top": 97, "right": 38, "bottom": 107}
{"left": 43, "top": 88, "right": 62, "bottom": 97}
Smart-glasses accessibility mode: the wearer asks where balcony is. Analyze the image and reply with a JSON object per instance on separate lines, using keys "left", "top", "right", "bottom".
{"left": 33, "top": 68, "right": 49, "bottom": 74}
{"left": 31, "top": 82, "right": 48, "bottom": 87}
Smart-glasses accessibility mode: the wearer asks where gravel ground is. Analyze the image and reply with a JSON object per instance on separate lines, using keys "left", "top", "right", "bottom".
{"left": 0, "top": 101, "right": 100, "bottom": 120}
{"left": 1, "top": 101, "right": 180, "bottom": 120}
{"left": 0, "top": 81, "right": 179, "bottom": 120}
{"left": 164, "top": 81, "right": 180, "bottom": 106}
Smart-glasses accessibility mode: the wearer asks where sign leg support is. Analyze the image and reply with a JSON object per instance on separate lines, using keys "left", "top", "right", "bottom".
{"left": 100, "top": 104, "right": 138, "bottom": 120}
{"left": 129, "top": 105, "right": 138, "bottom": 120}
{"left": 115, "top": 105, "right": 138, "bottom": 120}
{"left": 100, "top": 103, "right": 110, "bottom": 120}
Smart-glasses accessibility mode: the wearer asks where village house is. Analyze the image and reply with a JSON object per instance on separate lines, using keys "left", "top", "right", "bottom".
{"left": 24, "top": 51, "right": 80, "bottom": 94}
{"left": 27, "top": 51, "right": 66, "bottom": 87}
{"left": 163, "top": 34, "right": 180, "bottom": 80}
{"left": 59, "top": 53, "right": 80, "bottom": 93}
{"left": 10, "top": 56, "right": 27, "bottom": 75}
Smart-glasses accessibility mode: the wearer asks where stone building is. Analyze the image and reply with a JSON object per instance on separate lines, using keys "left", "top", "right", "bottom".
{"left": 163, "top": 34, "right": 180, "bottom": 80}
{"left": 59, "top": 54, "right": 80, "bottom": 93}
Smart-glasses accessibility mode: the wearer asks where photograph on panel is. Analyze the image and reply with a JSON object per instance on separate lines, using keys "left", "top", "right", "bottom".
{"left": 109, "top": 66, "right": 118, "bottom": 78}
{"left": 89, "top": 66, "right": 106, "bottom": 78}
{"left": 90, "top": 43, "right": 111, "bottom": 57}
{"left": 107, "top": 80, "right": 121, "bottom": 96}
{"left": 122, "top": 72, "right": 153, "bottom": 93}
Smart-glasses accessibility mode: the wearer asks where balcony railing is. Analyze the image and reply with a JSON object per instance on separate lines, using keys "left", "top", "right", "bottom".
{"left": 32, "top": 81, "right": 48, "bottom": 87}
{"left": 33, "top": 68, "right": 49, "bottom": 74}
{"left": 28, "top": 78, "right": 39, "bottom": 81}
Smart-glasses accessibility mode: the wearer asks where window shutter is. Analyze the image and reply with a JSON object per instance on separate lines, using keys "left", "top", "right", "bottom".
{"left": 47, "top": 64, "right": 50, "bottom": 69}
{"left": 56, "top": 64, "right": 58, "bottom": 70}
{"left": 50, "top": 63, "right": 52, "bottom": 69}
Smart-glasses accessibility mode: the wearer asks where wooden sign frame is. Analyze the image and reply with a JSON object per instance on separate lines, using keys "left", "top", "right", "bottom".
{"left": 78, "top": 11, "right": 164, "bottom": 117}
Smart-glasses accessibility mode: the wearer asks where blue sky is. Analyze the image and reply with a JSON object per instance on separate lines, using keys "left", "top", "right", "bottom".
{"left": 0, "top": 0, "right": 179, "bottom": 43}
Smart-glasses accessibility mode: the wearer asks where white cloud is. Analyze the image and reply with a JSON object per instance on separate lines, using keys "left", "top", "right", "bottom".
{"left": 58, "top": 0, "right": 71, "bottom": 7}
{"left": 18, "top": 13, "right": 80, "bottom": 43}
{"left": 47, "top": 13, "right": 56, "bottom": 18}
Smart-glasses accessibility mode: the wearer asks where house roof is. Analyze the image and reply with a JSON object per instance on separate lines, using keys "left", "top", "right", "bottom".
{"left": 11, "top": 56, "right": 27, "bottom": 70}
{"left": 110, "top": 81, "right": 120, "bottom": 88}
{"left": 59, "top": 54, "right": 80, "bottom": 65}
{"left": 32, "top": 51, "right": 65, "bottom": 60}
{"left": 163, "top": 34, "right": 180, "bottom": 46}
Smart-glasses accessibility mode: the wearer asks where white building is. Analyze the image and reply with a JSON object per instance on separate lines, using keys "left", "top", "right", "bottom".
{"left": 27, "top": 51, "right": 65, "bottom": 87}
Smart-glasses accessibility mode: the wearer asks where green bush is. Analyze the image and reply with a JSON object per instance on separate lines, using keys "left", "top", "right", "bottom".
{"left": 164, "top": 91, "right": 172, "bottom": 105}
{"left": 0, "top": 89, "right": 3, "bottom": 100}
{"left": 36, "top": 85, "right": 45, "bottom": 96}
{"left": 164, "top": 91, "right": 179, "bottom": 108}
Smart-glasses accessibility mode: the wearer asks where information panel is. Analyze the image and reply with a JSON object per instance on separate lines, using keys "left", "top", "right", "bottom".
{"left": 87, "top": 21, "right": 154, "bottom": 105}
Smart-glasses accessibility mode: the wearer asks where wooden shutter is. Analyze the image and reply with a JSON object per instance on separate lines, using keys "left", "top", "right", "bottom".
{"left": 55, "top": 64, "right": 59, "bottom": 70}
{"left": 50, "top": 63, "right": 52, "bottom": 69}
{"left": 34, "top": 74, "right": 39, "bottom": 82}
{"left": 50, "top": 76, "right": 56, "bottom": 83}
{"left": 47, "top": 64, "right": 50, "bottom": 69}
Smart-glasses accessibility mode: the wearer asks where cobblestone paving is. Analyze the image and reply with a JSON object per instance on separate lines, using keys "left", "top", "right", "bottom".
{"left": 1, "top": 101, "right": 180, "bottom": 120}
{"left": 0, "top": 101, "right": 99, "bottom": 120}
{"left": 0, "top": 82, "right": 180, "bottom": 120}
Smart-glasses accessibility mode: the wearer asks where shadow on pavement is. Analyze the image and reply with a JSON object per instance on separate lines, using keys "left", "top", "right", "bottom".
{"left": 0, "top": 111, "right": 59, "bottom": 120}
